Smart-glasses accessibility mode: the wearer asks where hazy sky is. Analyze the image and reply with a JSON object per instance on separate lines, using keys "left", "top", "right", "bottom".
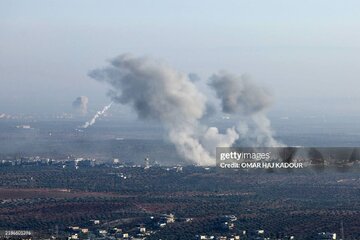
{"left": 1, "top": 0, "right": 360, "bottom": 116}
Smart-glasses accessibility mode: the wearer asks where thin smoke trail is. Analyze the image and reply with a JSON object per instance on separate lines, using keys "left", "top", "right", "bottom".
{"left": 81, "top": 102, "right": 113, "bottom": 128}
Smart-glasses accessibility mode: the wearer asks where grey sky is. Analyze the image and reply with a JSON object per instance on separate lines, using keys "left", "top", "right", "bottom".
{"left": 1, "top": 0, "right": 360, "bottom": 116}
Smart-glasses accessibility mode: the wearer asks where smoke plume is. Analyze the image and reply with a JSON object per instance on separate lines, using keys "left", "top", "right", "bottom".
{"left": 82, "top": 102, "right": 112, "bottom": 128}
{"left": 209, "top": 72, "right": 272, "bottom": 115}
{"left": 72, "top": 96, "right": 89, "bottom": 115}
{"left": 88, "top": 54, "right": 282, "bottom": 164}
{"left": 209, "top": 72, "right": 282, "bottom": 147}
{"left": 89, "top": 54, "right": 238, "bottom": 165}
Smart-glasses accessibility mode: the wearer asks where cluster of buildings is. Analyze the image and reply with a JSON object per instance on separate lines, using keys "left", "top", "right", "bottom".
{"left": 0, "top": 156, "right": 96, "bottom": 169}
{"left": 67, "top": 213, "right": 292, "bottom": 240}
{"left": 62, "top": 214, "right": 341, "bottom": 240}
{"left": 67, "top": 224, "right": 140, "bottom": 240}
{"left": 64, "top": 213, "right": 179, "bottom": 240}
{"left": 196, "top": 231, "right": 338, "bottom": 240}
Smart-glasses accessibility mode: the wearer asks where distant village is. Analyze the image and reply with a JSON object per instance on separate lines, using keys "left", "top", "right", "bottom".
{"left": 0, "top": 156, "right": 345, "bottom": 240}
{"left": 64, "top": 215, "right": 338, "bottom": 240}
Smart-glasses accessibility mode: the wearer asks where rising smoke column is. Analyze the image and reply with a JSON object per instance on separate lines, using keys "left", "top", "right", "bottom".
{"left": 72, "top": 96, "right": 89, "bottom": 115}
{"left": 82, "top": 102, "right": 113, "bottom": 128}
{"left": 209, "top": 71, "right": 283, "bottom": 147}
{"left": 89, "top": 54, "right": 238, "bottom": 165}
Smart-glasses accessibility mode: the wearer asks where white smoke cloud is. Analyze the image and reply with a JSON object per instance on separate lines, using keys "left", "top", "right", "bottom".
{"left": 89, "top": 54, "right": 238, "bottom": 165}
{"left": 82, "top": 102, "right": 112, "bottom": 128}
{"left": 200, "top": 127, "right": 239, "bottom": 156}
{"left": 72, "top": 96, "right": 89, "bottom": 115}
{"left": 209, "top": 72, "right": 283, "bottom": 147}
{"left": 236, "top": 114, "right": 283, "bottom": 147}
